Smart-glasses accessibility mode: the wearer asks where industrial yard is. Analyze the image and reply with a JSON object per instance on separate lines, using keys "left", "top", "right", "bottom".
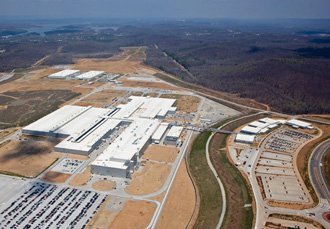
{"left": 0, "top": 50, "right": 241, "bottom": 229}
{"left": 0, "top": 43, "right": 328, "bottom": 229}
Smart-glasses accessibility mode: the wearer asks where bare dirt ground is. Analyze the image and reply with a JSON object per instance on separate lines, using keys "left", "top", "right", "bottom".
{"left": 0, "top": 139, "right": 61, "bottom": 177}
{"left": 69, "top": 166, "right": 92, "bottom": 186}
{"left": 142, "top": 145, "right": 179, "bottom": 163}
{"left": 0, "top": 127, "right": 18, "bottom": 140}
{"left": 92, "top": 180, "right": 116, "bottom": 191}
{"left": 157, "top": 161, "right": 196, "bottom": 229}
{"left": 125, "top": 162, "right": 171, "bottom": 195}
{"left": 0, "top": 68, "right": 90, "bottom": 95}
{"left": 72, "top": 58, "right": 143, "bottom": 74}
{"left": 42, "top": 171, "right": 71, "bottom": 183}
{"left": 75, "top": 89, "right": 127, "bottom": 107}
{"left": 110, "top": 47, "right": 147, "bottom": 62}
{"left": 109, "top": 200, "right": 156, "bottom": 229}
{"left": 119, "top": 80, "right": 180, "bottom": 91}
{"left": 160, "top": 94, "right": 200, "bottom": 113}
{"left": 87, "top": 197, "right": 118, "bottom": 229}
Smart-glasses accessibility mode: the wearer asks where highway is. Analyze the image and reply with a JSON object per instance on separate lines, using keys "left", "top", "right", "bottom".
{"left": 309, "top": 138, "right": 330, "bottom": 200}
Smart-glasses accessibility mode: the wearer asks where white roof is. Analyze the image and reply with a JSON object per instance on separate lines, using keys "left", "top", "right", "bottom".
{"left": 76, "top": 71, "right": 105, "bottom": 80}
{"left": 166, "top": 126, "right": 183, "bottom": 139}
{"left": 92, "top": 118, "right": 160, "bottom": 167}
{"left": 249, "top": 121, "right": 269, "bottom": 129}
{"left": 49, "top": 70, "right": 80, "bottom": 78}
{"left": 23, "top": 105, "right": 111, "bottom": 137}
{"left": 55, "top": 118, "right": 122, "bottom": 153}
{"left": 113, "top": 96, "right": 176, "bottom": 119}
{"left": 259, "top": 118, "right": 279, "bottom": 125}
{"left": 241, "top": 126, "right": 261, "bottom": 134}
{"left": 286, "top": 119, "right": 312, "bottom": 128}
{"left": 55, "top": 107, "right": 110, "bottom": 136}
{"left": 235, "top": 133, "right": 255, "bottom": 143}
{"left": 151, "top": 122, "right": 169, "bottom": 141}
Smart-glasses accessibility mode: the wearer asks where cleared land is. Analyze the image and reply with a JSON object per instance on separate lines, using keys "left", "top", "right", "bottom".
{"left": 142, "top": 145, "right": 179, "bottom": 163}
{"left": 109, "top": 200, "right": 156, "bottom": 229}
{"left": 157, "top": 161, "right": 196, "bottom": 229}
{"left": 119, "top": 80, "right": 180, "bottom": 91}
{"left": 125, "top": 162, "right": 171, "bottom": 195}
{"left": 0, "top": 90, "right": 80, "bottom": 128}
{"left": 92, "top": 180, "right": 116, "bottom": 191}
{"left": 75, "top": 89, "right": 127, "bottom": 107}
{"left": 72, "top": 58, "right": 143, "bottom": 74}
{"left": 42, "top": 171, "right": 71, "bottom": 183}
{"left": 188, "top": 132, "right": 222, "bottom": 229}
{"left": 70, "top": 166, "right": 92, "bottom": 186}
{"left": 87, "top": 197, "right": 118, "bottom": 229}
{"left": 0, "top": 139, "right": 61, "bottom": 178}
{"left": 160, "top": 94, "right": 200, "bottom": 113}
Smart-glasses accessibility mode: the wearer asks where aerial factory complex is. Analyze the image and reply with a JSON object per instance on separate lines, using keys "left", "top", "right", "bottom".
{"left": 23, "top": 96, "right": 178, "bottom": 178}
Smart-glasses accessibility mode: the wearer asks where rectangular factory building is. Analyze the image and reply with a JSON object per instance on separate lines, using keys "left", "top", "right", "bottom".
{"left": 48, "top": 70, "right": 80, "bottom": 79}
{"left": 286, "top": 119, "right": 313, "bottom": 129}
{"left": 235, "top": 133, "right": 255, "bottom": 144}
{"left": 151, "top": 122, "right": 169, "bottom": 144}
{"left": 165, "top": 126, "right": 183, "bottom": 145}
{"left": 76, "top": 71, "right": 105, "bottom": 80}
{"left": 91, "top": 118, "right": 161, "bottom": 178}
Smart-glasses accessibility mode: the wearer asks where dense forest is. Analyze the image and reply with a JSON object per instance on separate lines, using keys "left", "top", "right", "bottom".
{"left": 0, "top": 19, "right": 329, "bottom": 114}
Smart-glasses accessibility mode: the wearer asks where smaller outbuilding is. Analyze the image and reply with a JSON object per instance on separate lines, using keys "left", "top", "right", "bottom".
{"left": 165, "top": 126, "right": 183, "bottom": 145}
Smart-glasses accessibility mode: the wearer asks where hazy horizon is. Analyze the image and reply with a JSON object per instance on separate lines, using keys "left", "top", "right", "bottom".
{"left": 1, "top": 0, "right": 330, "bottom": 20}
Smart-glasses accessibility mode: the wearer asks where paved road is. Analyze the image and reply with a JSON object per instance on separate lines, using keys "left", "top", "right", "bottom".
{"left": 309, "top": 138, "right": 330, "bottom": 200}
{"left": 206, "top": 132, "right": 226, "bottom": 229}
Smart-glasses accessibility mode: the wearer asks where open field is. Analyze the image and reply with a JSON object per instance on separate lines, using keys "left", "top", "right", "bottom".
{"left": 157, "top": 161, "right": 196, "bottom": 229}
{"left": 0, "top": 90, "right": 80, "bottom": 128}
{"left": 72, "top": 58, "right": 143, "bottom": 74}
{"left": 0, "top": 139, "right": 61, "bottom": 177}
{"left": 297, "top": 123, "right": 330, "bottom": 205}
{"left": 160, "top": 94, "right": 200, "bottom": 113}
{"left": 109, "top": 200, "right": 156, "bottom": 229}
{"left": 76, "top": 89, "right": 127, "bottom": 107}
{"left": 42, "top": 171, "right": 71, "bottom": 183}
{"left": 119, "top": 79, "right": 180, "bottom": 91}
{"left": 188, "top": 132, "right": 222, "bottom": 229}
{"left": 0, "top": 127, "right": 18, "bottom": 140}
{"left": 87, "top": 197, "right": 118, "bottom": 228}
{"left": 69, "top": 166, "right": 92, "bottom": 186}
{"left": 125, "top": 161, "right": 171, "bottom": 195}
{"left": 111, "top": 47, "right": 147, "bottom": 62}
{"left": 92, "top": 180, "right": 116, "bottom": 191}
{"left": 142, "top": 145, "right": 179, "bottom": 163}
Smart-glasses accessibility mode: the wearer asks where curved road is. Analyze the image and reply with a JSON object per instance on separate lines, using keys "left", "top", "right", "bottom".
{"left": 206, "top": 133, "right": 226, "bottom": 229}
{"left": 309, "top": 138, "right": 330, "bottom": 200}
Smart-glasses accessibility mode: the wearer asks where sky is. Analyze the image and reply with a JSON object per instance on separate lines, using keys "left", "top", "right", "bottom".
{"left": 1, "top": 0, "right": 330, "bottom": 19}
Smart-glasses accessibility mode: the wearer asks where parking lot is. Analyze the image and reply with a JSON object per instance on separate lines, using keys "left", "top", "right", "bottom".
{"left": 255, "top": 127, "right": 315, "bottom": 203}
{"left": 51, "top": 159, "right": 85, "bottom": 174}
{"left": 0, "top": 182, "right": 107, "bottom": 228}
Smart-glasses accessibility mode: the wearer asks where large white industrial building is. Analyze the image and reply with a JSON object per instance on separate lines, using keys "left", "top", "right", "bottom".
{"left": 76, "top": 71, "right": 105, "bottom": 80}
{"left": 23, "top": 96, "right": 180, "bottom": 178}
{"left": 48, "top": 70, "right": 80, "bottom": 79}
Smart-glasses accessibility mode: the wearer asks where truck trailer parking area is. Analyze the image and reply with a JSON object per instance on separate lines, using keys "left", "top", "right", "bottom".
{"left": 0, "top": 182, "right": 107, "bottom": 228}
